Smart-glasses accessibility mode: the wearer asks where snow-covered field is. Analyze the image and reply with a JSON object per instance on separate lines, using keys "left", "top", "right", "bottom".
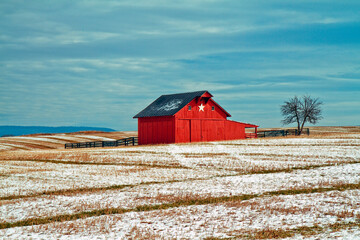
{"left": 0, "top": 127, "right": 360, "bottom": 239}
{"left": 4, "top": 190, "right": 359, "bottom": 239}
{"left": 1, "top": 163, "right": 360, "bottom": 224}
{"left": 0, "top": 160, "right": 230, "bottom": 198}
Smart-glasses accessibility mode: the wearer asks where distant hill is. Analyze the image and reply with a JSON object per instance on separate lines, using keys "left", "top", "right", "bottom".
{"left": 0, "top": 126, "right": 116, "bottom": 137}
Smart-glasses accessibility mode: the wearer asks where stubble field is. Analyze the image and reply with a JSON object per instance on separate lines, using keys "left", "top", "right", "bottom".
{"left": 0, "top": 126, "right": 360, "bottom": 239}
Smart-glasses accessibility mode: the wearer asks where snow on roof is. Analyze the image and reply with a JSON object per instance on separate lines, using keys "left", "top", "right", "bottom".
{"left": 156, "top": 99, "right": 183, "bottom": 112}
{"left": 134, "top": 90, "right": 208, "bottom": 118}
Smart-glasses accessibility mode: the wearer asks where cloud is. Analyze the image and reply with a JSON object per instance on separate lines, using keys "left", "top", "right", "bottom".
{"left": 0, "top": 0, "right": 359, "bottom": 129}
{"left": 24, "top": 31, "right": 120, "bottom": 45}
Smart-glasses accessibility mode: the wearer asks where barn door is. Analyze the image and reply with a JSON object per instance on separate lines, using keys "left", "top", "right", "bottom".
{"left": 201, "top": 120, "right": 225, "bottom": 141}
{"left": 190, "top": 120, "right": 201, "bottom": 142}
{"left": 176, "top": 119, "right": 190, "bottom": 143}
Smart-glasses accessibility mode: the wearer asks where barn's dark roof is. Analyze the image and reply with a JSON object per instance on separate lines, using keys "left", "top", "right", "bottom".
{"left": 134, "top": 90, "right": 210, "bottom": 118}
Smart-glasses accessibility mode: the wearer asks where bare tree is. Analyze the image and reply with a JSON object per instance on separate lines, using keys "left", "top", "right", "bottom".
{"left": 281, "top": 95, "right": 323, "bottom": 135}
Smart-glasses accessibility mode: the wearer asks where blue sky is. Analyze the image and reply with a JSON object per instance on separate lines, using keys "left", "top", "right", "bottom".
{"left": 1, "top": 0, "right": 359, "bottom": 131}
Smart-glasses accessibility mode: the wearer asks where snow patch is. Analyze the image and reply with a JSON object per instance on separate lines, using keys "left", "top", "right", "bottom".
{"left": 156, "top": 99, "right": 183, "bottom": 111}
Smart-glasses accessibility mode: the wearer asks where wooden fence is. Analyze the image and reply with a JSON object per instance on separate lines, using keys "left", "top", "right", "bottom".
{"left": 257, "top": 128, "right": 310, "bottom": 138}
{"left": 65, "top": 137, "right": 138, "bottom": 149}
{"left": 245, "top": 133, "right": 257, "bottom": 138}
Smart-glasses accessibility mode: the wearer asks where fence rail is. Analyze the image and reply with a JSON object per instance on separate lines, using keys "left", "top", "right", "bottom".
{"left": 245, "top": 133, "right": 257, "bottom": 138}
{"left": 257, "top": 128, "right": 310, "bottom": 138}
{"left": 65, "top": 137, "right": 138, "bottom": 149}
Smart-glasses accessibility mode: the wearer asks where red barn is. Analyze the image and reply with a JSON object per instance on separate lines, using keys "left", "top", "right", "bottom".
{"left": 133, "top": 90, "right": 258, "bottom": 145}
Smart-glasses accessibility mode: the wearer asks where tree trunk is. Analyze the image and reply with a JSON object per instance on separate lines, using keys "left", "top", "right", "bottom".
{"left": 295, "top": 105, "right": 301, "bottom": 136}
{"left": 299, "top": 119, "right": 307, "bottom": 136}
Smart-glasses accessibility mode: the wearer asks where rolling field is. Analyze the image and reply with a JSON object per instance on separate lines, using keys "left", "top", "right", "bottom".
{"left": 0, "top": 127, "right": 360, "bottom": 239}
{"left": 0, "top": 131, "right": 137, "bottom": 151}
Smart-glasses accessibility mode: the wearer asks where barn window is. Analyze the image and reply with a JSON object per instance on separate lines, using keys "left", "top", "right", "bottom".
{"left": 188, "top": 105, "right": 191, "bottom": 111}
{"left": 212, "top": 106, "right": 215, "bottom": 111}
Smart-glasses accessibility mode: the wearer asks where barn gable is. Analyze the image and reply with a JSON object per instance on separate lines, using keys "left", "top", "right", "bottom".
{"left": 175, "top": 97, "right": 230, "bottom": 119}
{"left": 133, "top": 90, "right": 230, "bottom": 118}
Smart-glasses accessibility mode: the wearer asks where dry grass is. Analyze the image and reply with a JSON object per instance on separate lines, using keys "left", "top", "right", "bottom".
{"left": 223, "top": 221, "right": 360, "bottom": 239}
{"left": 4, "top": 159, "right": 357, "bottom": 201}
{"left": 0, "top": 158, "right": 186, "bottom": 169}
{"left": 257, "top": 126, "right": 360, "bottom": 138}
{"left": 2, "top": 182, "right": 360, "bottom": 230}
{"left": 28, "top": 216, "right": 161, "bottom": 239}
{"left": 0, "top": 140, "right": 56, "bottom": 150}
{"left": 0, "top": 174, "right": 223, "bottom": 201}
{"left": 180, "top": 152, "right": 230, "bottom": 158}
{"left": 0, "top": 149, "right": 184, "bottom": 169}
{"left": 0, "top": 131, "right": 137, "bottom": 151}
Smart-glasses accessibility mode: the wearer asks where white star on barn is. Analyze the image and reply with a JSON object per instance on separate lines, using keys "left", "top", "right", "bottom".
{"left": 199, "top": 103, "right": 205, "bottom": 112}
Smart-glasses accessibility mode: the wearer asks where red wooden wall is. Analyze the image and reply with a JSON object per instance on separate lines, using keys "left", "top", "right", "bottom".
{"left": 138, "top": 116, "right": 175, "bottom": 145}
{"left": 224, "top": 120, "right": 246, "bottom": 140}
{"left": 174, "top": 119, "right": 246, "bottom": 143}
